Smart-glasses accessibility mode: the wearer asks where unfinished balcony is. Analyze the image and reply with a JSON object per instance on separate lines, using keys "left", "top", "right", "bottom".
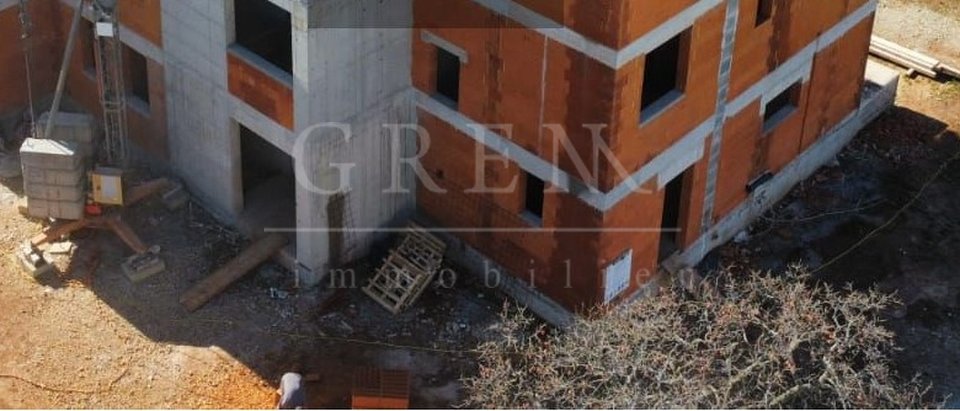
{"left": 226, "top": 0, "right": 294, "bottom": 130}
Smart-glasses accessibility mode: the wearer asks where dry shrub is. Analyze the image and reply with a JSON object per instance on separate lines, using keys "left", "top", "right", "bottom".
{"left": 463, "top": 267, "right": 936, "bottom": 409}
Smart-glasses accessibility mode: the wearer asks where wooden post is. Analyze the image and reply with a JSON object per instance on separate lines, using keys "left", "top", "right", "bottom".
{"left": 180, "top": 233, "right": 288, "bottom": 312}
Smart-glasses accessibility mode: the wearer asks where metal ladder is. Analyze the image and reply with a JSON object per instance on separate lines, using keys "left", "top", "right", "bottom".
{"left": 92, "top": 1, "right": 128, "bottom": 166}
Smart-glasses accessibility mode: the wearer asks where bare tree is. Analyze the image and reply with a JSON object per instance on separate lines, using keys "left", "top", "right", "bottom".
{"left": 463, "top": 267, "right": 936, "bottom": 409}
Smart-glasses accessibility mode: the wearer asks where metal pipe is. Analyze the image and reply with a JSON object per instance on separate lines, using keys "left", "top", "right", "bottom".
{"left": 44, "top": 0, "right": 85, "bottom": 140}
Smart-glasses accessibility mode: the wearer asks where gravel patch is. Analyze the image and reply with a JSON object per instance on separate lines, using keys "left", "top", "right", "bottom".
{"left": 876, "top": 0, "right": 960, "bottom": 69}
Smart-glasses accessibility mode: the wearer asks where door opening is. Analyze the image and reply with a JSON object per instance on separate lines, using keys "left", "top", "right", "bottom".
{"left": 238, "top": 124, "right": 296, "bottom": 241}
{"left": 658, "top": 170, "right": 689, "bottom": 262}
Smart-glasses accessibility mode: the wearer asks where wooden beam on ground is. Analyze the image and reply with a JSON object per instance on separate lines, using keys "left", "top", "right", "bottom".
{"left": 124, "top": 178, "right": 172, "bottom": 207}
{"left": 180, "top": 233, "right": 288, "bottom": 312}
{"left": 870, "top": 35, "right": 960, "bottom": 80}
{"left": 106, "top": 216, "right": 149, "bottom": 254}
{"left": 30, "top": 219, "right": 89, "bottom": 247}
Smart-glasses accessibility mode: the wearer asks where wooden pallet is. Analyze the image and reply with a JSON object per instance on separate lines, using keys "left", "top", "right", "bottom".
{"left": 351, "top": 367, "right": 410, "bottom": 409}
{"left": 362, "top": 224, "right": 446, "bottom": 314}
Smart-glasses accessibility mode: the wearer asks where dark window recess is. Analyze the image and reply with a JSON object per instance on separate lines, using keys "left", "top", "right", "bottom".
{"left": 234, "top": 0, "right": 292, "bottom": 73}
{"left": 80, "top": 20, "right": 96, "bottom": 73}
{"left": 435, "top": 47, "right": 461, "bottom": 105}
{"left": 126, "top": 46, "right": 150, "bottom": 106}
{"left": 763, "top": 82, "right": 801, "bottom": 131}
{"left": 746, "top": 171, "right": 774, "bottom": 193}
{"left": 756, "top": 0, "right": 774, "bottom": 26}
{"left": 640, "top": 30, "right": 690, "bottom": 119}
{"left": 524, "top": 172, "right": 545, "bottom": 219}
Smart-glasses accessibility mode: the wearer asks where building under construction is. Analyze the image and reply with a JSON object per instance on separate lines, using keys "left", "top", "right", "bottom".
{"left": 0, "top": 0, "right": 898, "bottom": 323}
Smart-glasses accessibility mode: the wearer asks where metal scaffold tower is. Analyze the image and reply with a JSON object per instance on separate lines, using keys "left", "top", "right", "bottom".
{"left": 92, "top": 0, "right": 128, "bottom": 166}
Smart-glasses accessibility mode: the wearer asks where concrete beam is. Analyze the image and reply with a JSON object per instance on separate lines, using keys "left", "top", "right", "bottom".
{"left": 471, "top": 0, "right": 722, "bottom": 69}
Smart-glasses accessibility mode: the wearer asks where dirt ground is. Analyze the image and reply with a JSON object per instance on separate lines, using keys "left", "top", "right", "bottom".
{"left": 698, "top": 0, "right": 960, "bottom": 402}
{"left": 0, "top": 173, "right": 503, "bottom": 408}
{"left": 0, "top": 1, "right": 958, "bottom": 409}
{"left": 877, "top": 0, "right": 960, "bottom": 69}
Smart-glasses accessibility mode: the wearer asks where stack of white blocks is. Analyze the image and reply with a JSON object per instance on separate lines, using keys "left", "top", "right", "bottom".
{"left": 19, "top": 112, "right": 95, "bottom": 220}
{"left": 37, "top": 112, "right": 97, "bottom": 160}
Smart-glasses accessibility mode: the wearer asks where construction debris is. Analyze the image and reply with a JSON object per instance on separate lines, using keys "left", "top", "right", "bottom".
{"left": 122, "top": 245, "right": 165, "bottom": 283}
{"left": 351, "top": 367, "right": 410, "bottom": 409}
{"left": 869, "top": 35, "right": 960, "bottom": 79}
{"left": 363, "top": 223, "right": 446, "bottom": 314}
{"left": 180, "top": 233, "right": 289, "bottom": 312}
{"left": 17, "top": 241, "right": 55, "bottom": 279}
{"left": 161, "top": 181, "right": 189, "bottom": 211}
{"left": 47, "top": 240, "right": 75, "bottom": 254}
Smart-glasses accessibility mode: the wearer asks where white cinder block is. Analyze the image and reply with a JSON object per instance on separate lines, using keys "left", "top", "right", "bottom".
{"left": 23, "top": 181, "right": 85, "bottom": 202}
{"left": 19, "top": 138, "right": 82, "bottom": 170}
{"left": 27, "top": 198, "right": 85, "bottom": 220}
{"left": 23, "top": 165, "right": 85, "bottom": 186}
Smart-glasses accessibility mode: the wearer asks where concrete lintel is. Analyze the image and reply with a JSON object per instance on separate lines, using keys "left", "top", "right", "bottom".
{"left": 728, "top": 46, "right": 815, "bottom": 116}
{"left": 230, "top": 95, "right": 296, "bottom": 154}
{"left": 265, "top": 0, "right": 293, "bottom": 13}
{"left": 417, "top": 88, "right": 716, "bottom": 213}
{"left": 726, "top": 0, "right": 877, "bottom": 117}
{"left": 759, "top": 66, "right": 811, "bottom": 110}
{"left": 226, "top": 44, "right": 294, "bottom": 87}
{"left": 610, "top": 117, "right": 713, "bottom": 203}
{"left": 472, "top": 0, "right": 720, "bottom": 70}
{"left": 416, "top": 90, "right": 605, "bottom": 206}
{"left": 816, "top": 0, "right": 878, "bottom": 53}
{"left": 421, "top": 30, "right": 469, "bottom": 63}
{"left": 614, "top": 0, "right": 724, "bottom": 67}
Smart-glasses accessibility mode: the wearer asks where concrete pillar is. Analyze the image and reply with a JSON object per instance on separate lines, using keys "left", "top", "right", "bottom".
{"left": 289, "top": 0, "right": 417, "bottom": 287}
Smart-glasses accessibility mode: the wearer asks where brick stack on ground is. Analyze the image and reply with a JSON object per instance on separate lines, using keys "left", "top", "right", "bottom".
{"left": 19, "top": 112, "right": 95, "bottom": 220}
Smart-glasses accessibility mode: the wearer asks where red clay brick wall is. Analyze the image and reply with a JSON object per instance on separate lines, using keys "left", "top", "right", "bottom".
{"left": 119, "top": 0, "right": 162, "bottom": 47}
{"left": 227, "top": 52, "right": 294, "bottom": 130}
{"left": 0, "top": 2, "right": 62, "bottom": 115}
{"left": 619, "top": 0, "right": 698, "bottom": 48}
{"left": 731, "top": 0, "right": 871, "bottom": 98}
{"left": 604, "top": 4, "right": 725, "bottom": 191}
{"left": 801, "top": 16, "right": 873, "bottom": 150}
{"left": 418, "top": 109, "right": 606, "bottom": 310}
{"left": 713, "top": 16, "right": 871, "bottom": 223}
{"left": 414, "top": 0, "right": 876, "bottom": 312}
{"left": 412, "top": 3, "right": 619, "bottom": 186}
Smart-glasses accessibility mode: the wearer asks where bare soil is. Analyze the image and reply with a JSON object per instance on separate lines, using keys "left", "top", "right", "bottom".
{"left": 0, "top": 173, "right": 503, "bottom": 408}
{"left": 876, "top": 0, "right": 960, "bottom": 69}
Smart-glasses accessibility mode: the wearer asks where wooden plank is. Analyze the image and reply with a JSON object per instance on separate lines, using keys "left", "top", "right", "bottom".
{"left": 124, "top": 178, "right": 171, "bottom": 207}
{"left": 106, "top": 217, "right": 150, "bottom": 254}
{"left": 30, "top": 219, "right": 89, "bottom": 247}
{"left": 180, "top": 233, "right": 288, "bottom": 312}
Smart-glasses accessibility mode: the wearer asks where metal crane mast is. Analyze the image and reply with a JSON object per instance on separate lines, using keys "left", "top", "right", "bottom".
{"left": 92, "top": 0, "right": 128, "bottom": 166}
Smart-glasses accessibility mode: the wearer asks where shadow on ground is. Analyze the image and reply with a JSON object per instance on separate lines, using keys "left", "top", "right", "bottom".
{"left": 699, "top": 105, "right": 960, "bottom": 400}
{"left": 11, "top": 171, "right": 503, "bottom": 408}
